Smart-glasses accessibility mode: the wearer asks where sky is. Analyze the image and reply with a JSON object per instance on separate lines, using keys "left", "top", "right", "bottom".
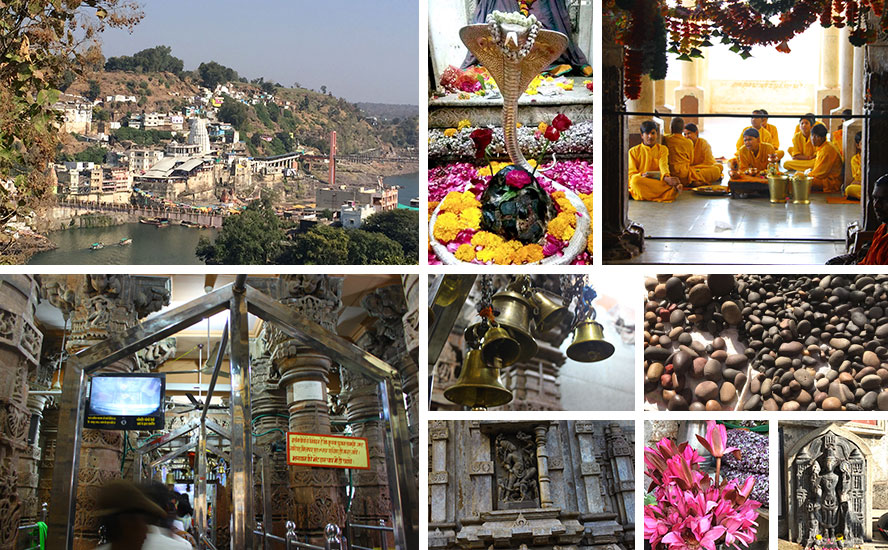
{"left": 98, "top": 1, "right": 419, "bottom": 105}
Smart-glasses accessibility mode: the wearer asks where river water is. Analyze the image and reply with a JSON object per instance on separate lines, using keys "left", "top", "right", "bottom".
{"left": 28, "top": 172, "right": 419, "bottom": 265}
{"left": 28, "top": 223, "right": 217, "bottom": 265}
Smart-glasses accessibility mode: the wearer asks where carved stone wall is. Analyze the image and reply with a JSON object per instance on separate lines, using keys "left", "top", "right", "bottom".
{"left": 269, "top": 275, "right": 347, "bottom": 540}
{"left": 0, "top": 276, "right": 43, "bottom": 550}
{"left": 42, "top": 275, "right": 170, "bottom": 550}
{"left": 428, "top": 420, "right": 635, "bottom": 550}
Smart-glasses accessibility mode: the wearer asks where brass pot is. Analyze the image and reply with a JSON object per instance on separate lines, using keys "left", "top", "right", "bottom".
{"left": 767, "top": 175, "right": 789, "bottom": 203}
{"left": 792, "top": 173, "right": 811, "bottom": 204}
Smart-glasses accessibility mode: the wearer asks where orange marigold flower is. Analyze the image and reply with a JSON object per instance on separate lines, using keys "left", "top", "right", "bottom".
{"left": 455, "top": 243, "right": 475, "bottom": 262}
{"left": 428, "top": 201, "right": 439, "bottom": 220}
{"left": 460, "top": 207, "right": 482, "bottom": 230}
{"left": 512, "top": 243, "right": 544, "bottom": 264}
{"left": 471, "top": 231, "right": 504, "bottom": 248}
{"left": 443, "top": 128, "right": 457, "bottom": 137}
{"left": 547, "top": 212, "right": 576, "bottom": 241}
{"left": 538, "top": 122, "right": 548, "bottom": 133}
{"left": 457, "top": 119, "right": 472, "bottom": 130}
{"left": 586, "top": 232, "right": 593, "bottom": 254}
{"left": 433, "top": 211, "right": 462, "bottom": 243}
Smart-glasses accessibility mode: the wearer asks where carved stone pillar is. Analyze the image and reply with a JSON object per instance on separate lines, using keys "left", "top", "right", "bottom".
{"left": 15, "top": 394, "right": 46, "bottom": 526}
{"left": 35, "top": 405, "right": 57, "bottom": 517}
{"left": 574, "top": 421, "right": 605, "bottom": 514}
{"left": 606, "top": 423, "right": 636, "bottom": 538}
{"left": 863, "top": 40, "right": 888, "bottom": 230}
{"left": 533, "top": 425, "right": 553, "bottom": 508}
{"left": 269, "top": 275, "right": 346, "bottom": 539}
{"left": 496, "top": 343, "right": 565, "bottom": 411}
{"left": 43, "top": 275, "right": 170, "bottom": 550}
{"left": 602, "top": 12, "right": 644, "bottom": 261}
{"left": 0, "top": 276, "right": 43, "bottom": 550}
{"left": 250, "top": 330, "right": 289, "bottom": 538}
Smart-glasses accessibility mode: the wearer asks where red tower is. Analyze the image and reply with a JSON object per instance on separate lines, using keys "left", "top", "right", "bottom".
{"left": 329, "top": 131, "right": 337, "bottom": 186}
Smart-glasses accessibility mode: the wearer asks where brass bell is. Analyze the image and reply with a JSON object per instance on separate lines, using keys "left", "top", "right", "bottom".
{"left": 490, "top": 290, "right": 538, "bottom": 363}
{"left": 530, "top": 290, "right": 574, "bottom": 334}
{"left": 566, "top": 320, "right": 615, "bottom": 363}
{"left": 444, "top": 349, "right": 513, "bottom": 410}
{"left": 480, "top": 325, "right": 520, "bottom": 367}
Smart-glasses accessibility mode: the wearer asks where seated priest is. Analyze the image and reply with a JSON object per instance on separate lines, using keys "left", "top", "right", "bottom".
{"left": 736, "top": 110, "right": 780, "bottom": 156}
{"left": 663, "top": 117, "right": 693, "bottom": 186}
{"left": 682, "top": 123, "right": 723, "bottom": 185}
{"left": 859, "top": 175, "right": 888, "bottom": 265}
{"left": 736, "top": 128, "right": 776, "bottom": 172}
{"left": 628, "top": 120, "right": 682, "bottom": 202}
{"left": 807, "top": 123, "right": 843, "bottom": 193}
{"left": 845, "top": 131, "right": 862, "bottom": 200}
{"left": 785, "top": 113, "right": 817, "bottom": 172}
{"left": 759, "top": 109, "right": 781, "bottom": 150}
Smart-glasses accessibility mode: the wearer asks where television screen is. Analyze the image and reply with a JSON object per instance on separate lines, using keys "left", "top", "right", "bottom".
{"left": 85, "top": 373, "right": 165, "bottom": 430}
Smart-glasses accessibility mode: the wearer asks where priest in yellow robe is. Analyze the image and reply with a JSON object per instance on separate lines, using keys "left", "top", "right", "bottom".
{"left": 760, "top": 109, "right": 780, "bottom": 149}
{"left": 845, "top": 131, "right": 862, "bottom": 200}
{"left": 629, "top": 121, "right": 681, "bottom": 202}
{"left": 663, "top": 117, "right": 693, "bottom": 186}
{"left": 785, "top": 113, "right": 817, "bottom": 172}
{"left": 735, "top": 110, "right": 774, "bottom": 152}
{"left": 832, "top": 109, "right": 851, "bottom": 157}
{"left": 682, "top": 123, "right": 723, "bottom": 184}
{"left": 737, "top": 128, "right": 776, "bottom": 172}
{"left": 808, "top": 123, "right": 843, "bottom": 193}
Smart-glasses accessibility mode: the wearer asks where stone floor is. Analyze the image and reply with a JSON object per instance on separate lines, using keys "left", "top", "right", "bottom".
{"left": 618, "top": 191, "right": 858, "bottom": 264}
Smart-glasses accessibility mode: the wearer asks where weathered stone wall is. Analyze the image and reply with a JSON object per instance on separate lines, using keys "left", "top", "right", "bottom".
{"left": 428, "top": 420, "right": 635, "bottom": 550}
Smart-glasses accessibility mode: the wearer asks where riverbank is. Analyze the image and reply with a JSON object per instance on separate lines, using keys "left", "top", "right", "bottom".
{"left": 1, "top": 231, "right": 57, "bottom": 264}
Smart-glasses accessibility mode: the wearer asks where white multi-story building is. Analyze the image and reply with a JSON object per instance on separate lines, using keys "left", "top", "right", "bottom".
{"left": 128, "top": 149, "right": 164, "bottom": 174}
{"left": 341, "top": 202, "right": 377, "bottom": 229}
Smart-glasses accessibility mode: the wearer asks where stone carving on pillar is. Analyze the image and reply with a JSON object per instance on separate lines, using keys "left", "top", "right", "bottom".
{"left": 494, "top": 432, "right": 539, "bottom": 509}
{"left": 42, "top": 275, "right": 170, "bottom": 549}
{"left": 602, "top": 12, "right": 644, "bottom": 261}
{"left": 0, "top": 276, "right": 43, "bottom": 550}
{"left": 269, "top": 275, "right": 346, "bottom": 539}
{"left": 137, "top": 338, "right": 177, "bottom": 372}
{"left": 790, "top": 428, "right": 868, "bottom": 547}
{"left": 399, "top": 275, "right": 419, "bottom": 363}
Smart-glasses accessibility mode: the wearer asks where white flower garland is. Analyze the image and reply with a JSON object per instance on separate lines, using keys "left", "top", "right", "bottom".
{"left": 486, "top": 10, "right": 541, "bottom": 61}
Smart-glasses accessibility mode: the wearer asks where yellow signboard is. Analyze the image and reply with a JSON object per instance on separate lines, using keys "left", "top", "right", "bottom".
{"left": 286, "top": 432, "right": 370, "bottom": 470}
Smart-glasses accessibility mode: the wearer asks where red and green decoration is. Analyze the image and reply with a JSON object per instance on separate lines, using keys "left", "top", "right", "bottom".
{"left": 614, "top": 0, "right": 888, "bottom": 99}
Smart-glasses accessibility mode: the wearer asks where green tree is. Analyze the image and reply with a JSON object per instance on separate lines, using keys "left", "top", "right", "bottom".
{"left": 360, "top": 209, "right": 419, "bottom": 262}
{"left": 346, "top": 230, "right": 407, "bottom": 264}
{"left": 93, "top": 107, "right": 110, "bottom": 121}
{"left": 218, "top": 97, "right": 248, "bottom": 130}
{"left": 73, "top": 145, "right": 108, "bottom": 164}
{"left": 286, "top": 225, "right": 349, "bottom": 264}
{"left": 197, "top": 61, "right": 238, "bottom": 90}
{"left": 0, "top": 0, "right": 141, "bottom": 256}
{"left": 196, "top": 198, "right": 283, "bottom": 264}
{"left": 105, "top": 45, "right": 183, "bottom": 74}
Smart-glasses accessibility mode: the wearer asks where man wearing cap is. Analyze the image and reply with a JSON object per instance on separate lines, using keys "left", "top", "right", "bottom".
{"left": 95, "top": 479, "right": 171, "bottom": 549}
{"left": 682, "top": 123, "right": 723, "bottom": 185}
{"left": 807, "top": 123, "right": 843, "bottom": 193}
{"left": 859, "top": 175, "right": 888, "bottom": 265}
{"left": 736, "top": 128, "right": 776, "bottom": 172}
{"left": 628, "top": 120, "right": 682, "bottom": 202}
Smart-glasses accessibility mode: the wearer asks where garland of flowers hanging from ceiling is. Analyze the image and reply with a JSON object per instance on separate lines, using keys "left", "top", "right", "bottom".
{"left": 613, "top": 0, "right": 888, "bottom": 99}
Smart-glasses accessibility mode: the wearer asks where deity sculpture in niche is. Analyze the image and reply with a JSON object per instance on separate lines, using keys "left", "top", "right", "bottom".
{"left": 793, "top": 431, "right": 866, "bottom": 548}
{"left": 494, "top": 432, "right": 538, "bottom": 509}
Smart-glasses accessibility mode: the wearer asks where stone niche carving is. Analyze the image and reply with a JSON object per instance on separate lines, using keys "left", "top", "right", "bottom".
{"left": 493, "top": 431, "right": 538, "bottom": 510}
{"left": 789, "top": 425, "right": 872, "bottom": 547}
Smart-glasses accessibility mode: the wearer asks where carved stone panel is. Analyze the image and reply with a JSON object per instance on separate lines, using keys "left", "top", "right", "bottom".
{"left": 493, "top": 432, "right": 539, "bottom": 510}
{"left": 790, "top": 429, "right": 867, "bottom": 546}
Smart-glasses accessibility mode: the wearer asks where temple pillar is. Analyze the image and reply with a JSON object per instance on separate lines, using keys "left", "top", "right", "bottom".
{"left": 653, "top": 79, "right": 672, "bottom": 128}
{"left": 675, "top": 57, "right": 703, "bottom": 128}
{"left": 250, "top": 330, "right": 289, "bottom": 539}
{"left": 830, "top": 28, "right": 855, "bottom": 131}
{"left": 863, "top": 41, "right": 888, "bottom": 229}
{"left": 35, "top": 405, "right": 57, "bottom": 519}
{"left": 533, "top": 425, "right": 553, "bottom": 508}
{"left": 43, "top": 275, "right": 170, "bottom": 550}
{"left": 0, "top": 276, "right": 43, "bottom": 550}
{"left": 15, "top": 394, "right": 46, "bottom": 526}
{"left": 269, "top": 276, "right": 346, "bottom": 541}
{"left": 818, "top": 26, "right": 841, "bottom": 117}
{"left": 606, "top": 423, "right": 636, "bottom": 547}
{"left": 853, "top": 46, "right": 864, "bottom": 115}
{"left": 602, "top": 12, "right": 644, "bottom": 261}
{"left": 628, "top": 75, "right": 656, "bottom": 147}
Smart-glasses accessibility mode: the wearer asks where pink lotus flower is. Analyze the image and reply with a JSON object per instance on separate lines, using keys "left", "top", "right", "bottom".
{"left": 696, "top": 421, "right": 741, "bottom": 460}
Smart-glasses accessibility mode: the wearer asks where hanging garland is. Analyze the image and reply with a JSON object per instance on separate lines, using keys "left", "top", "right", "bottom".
{"left": 614, "top": 0, "right": 668, "bottom": 99}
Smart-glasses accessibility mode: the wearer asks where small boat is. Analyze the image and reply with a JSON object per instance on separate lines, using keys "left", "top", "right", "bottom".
{"left": 90, "top": 242, "right": 104, "bottom": 250}
{"left": 180, "top": 220, "right": 200, "bottom": 228}
{"left": 118, "top": 238, "right": 132, "bottom": 246}
{"left": 139, "top": 217, "right": 171, "bottom": 227}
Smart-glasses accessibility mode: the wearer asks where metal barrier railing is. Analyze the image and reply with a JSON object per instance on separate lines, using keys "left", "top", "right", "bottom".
{"left": 346, "top": 518, "right": 393, "bottom": 550}
{"left": 17, "top": 503, "right": 49, "bottom": 550}
{"left": 201, "top": 534, "right": 218, "bottom": 550}
{"left": 252, "top": 521, "right": 349, "bottom": 550}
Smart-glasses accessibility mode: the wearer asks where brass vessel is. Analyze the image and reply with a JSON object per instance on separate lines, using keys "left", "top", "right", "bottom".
{"left": 792, "top": 173, "right": 811, "bottom": 204}
{"left": 767, "top": 174, "right": 789, "bottom": 203}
